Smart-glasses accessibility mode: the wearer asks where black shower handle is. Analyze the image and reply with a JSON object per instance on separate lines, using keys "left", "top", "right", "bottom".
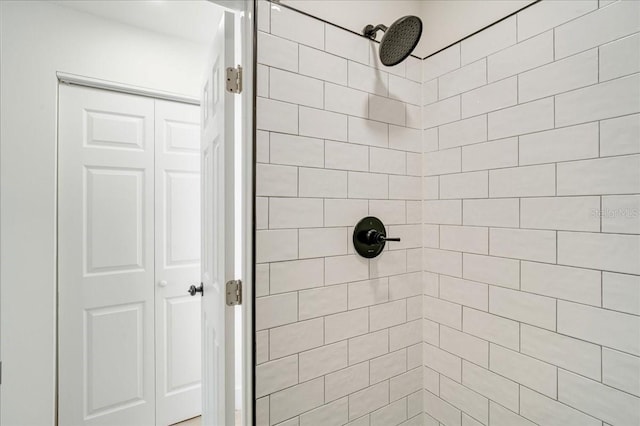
{"left": 365, "top": 229, "right": 401, "bottom": 244}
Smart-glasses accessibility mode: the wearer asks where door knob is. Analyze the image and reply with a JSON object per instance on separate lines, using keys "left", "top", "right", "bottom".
{"left": 353, "top": 216, "right": 401, "bottom": 259}
{"left": 188, "top": 283, "right": 204, "bottom": 296}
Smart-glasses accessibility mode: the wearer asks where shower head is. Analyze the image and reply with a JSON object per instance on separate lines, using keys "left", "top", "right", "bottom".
{"left": 363, "top": 15, "right": 423, "bottom": 66}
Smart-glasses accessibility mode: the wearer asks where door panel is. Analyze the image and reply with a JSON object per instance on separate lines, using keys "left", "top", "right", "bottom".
{"left": 154, "top": 100, "right": 202, "bottom": 426}
{"left": 58, "top": 84, "right": 155, "bottom": 426}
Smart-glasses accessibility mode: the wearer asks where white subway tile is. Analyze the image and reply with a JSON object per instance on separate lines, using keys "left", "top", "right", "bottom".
{"left": 389, "top": 176, "right": 422, "bottom": 200}
{"left": 325, "top": 25, "right": 369, "bottom": 64}
{"left": 490, "top": 344, "right": 557, "bottom": 398}
{"left": 270, "top": 68, "right": 323, "bottom": 108}
{"left": 257, "top": 97, "right": 298, "bottom": 134}
{"left": 371, "top": 398, "right": 407, "bottom": 426}
{"left": 462, "top": 361, "right": 519, "bottom": 411}
{"left": 603, "top": 348, "right": 640, "bottom": 397}
{"left": 270, "top": 5, "right": 324, "bottom": 49}
{"left": 424, "top": 201, "right": 462, "bottom": 225}
{"left": 390, "top": 368, "right": 422, "bottom": 401}
{"left": 489, "top": 401, "right": 536, "bottom": 426}
{"left": 559, "top": 370, "right": 640, "bottom": 425}
{"left": 256, "top": 355, "right": 298, "bottom": 398}
{"left": 557, "top": 155, "right": 640, "bottom": 195}
{"left": 407, "top": 344, "right": 422, "bottom": 370}
{"left": 256, "top": 130, "right": 269, "bottom": 163}
{"left": 423, "top": 224, "right": 439, "bottom": 248}
{"left": 348, "top": 172, "right": 388, "bottom": 199}
{"left": 256, "top": 229, "right": 298, "bottom": 263}
{"left": 406, "top": 105, "right": 421, "bottom": 130}
{"left": 390, "top": 75, "right": 421, "bottom": 106}
{"left": 555, "top": 0, "right": 640, "bottom": 59}
{"left": 349, "top": 330, "right": 388, "bottom": 365}
{"left": 348, "top": 116, "right": 388, "bottom": 147}
{"left": 520, "top": 386, "right": 602, "bottom": 426}
{"left": 424, "top": 343, "right": 462, "bottom": 382}
{"left": 348, "top": 382, "right": 389, "bottom": 421}
{"left": 440, "top": 275, "right": 488, "bottom": 311}
{"left": 390, "top": 125, "right": 421, "bottom": 153}
{"left": 439, "top": 59, "right": 487, "bottom": 99}
{"left": 424, "top": 368, "right": 440, "bottom": 396}
{"left": 324, "top": 254, "right": 369, "bottom": 285}
{"left": 258, "top": 31, "right": 298, "bottom": 71}
{"left": 370, "top": 200, "right": 405, "bottom": 225}
{"left": 270, "top": 318, "right": 324, "bottom": 359}
{"left": 324, "top": 199, "right": 368, "bottom": 228}
{"left": 423, "top": 79, "right": 438, "bottom": 105}
{"left": 300, "top": 106, "right": 348, "bottom": 141}
{"left": 440, "top": 326, "right": 489, "bottom": 368}
{"left": 299, "top": 167, "right": 347, "bottom": 198}
{"left": 256, "top": 163, "right": 297, "bottom": 197}
{"left": 461, "top": 16, "right": 516, "bottom": 65}
{"left": 601, "top": 114, "right": 640, "bottom": 157}
{"left": 423, "top": 44, "right": 461, "bottom": 82}
{"left": 603, "top": 272, "right": 640, "bottom": 315}
{"left": 325, "top": 362, "right": 370, "bottom": 402}
{"left": 559, "top": 300, "right": 640, "bottom": 355}
{"left": 256, "top": 396, "right": 268, "bottom": 426}
{"left": 300, "top": 397, "right": 349, "bottom": 426}
{"left": 270, "top": 258, "right": 323, "bottom": 294}
{"left": 299, "top": 285, "right": 347, "bottom": 320}
{"left": 556, "top": 74, "right": 640, "bottom": 127}
{"left": 520, "top": 49, "right": 598, "bottom": 103}
{"left": 462, "top": 137, "right": 518, "bottom": 172}
{"left": 463, "top": 308, "right": 520, "bottom": 350}
{"left": 370, "top": 299, "right": 406, "bottom": 331}
{"left": 299, "top": 341, "right": 348, "bottom": 382}
{"left": 390, "top": 320, "right": 422, "bottom": 352}
{"left": 270, "top": 378, "right": 324, "bottom": 424}
{"left": 269, "top": 198, "right": 323, "bottom": 229}
{"left": 257, "top": 1, "right": 270, "bottom": 32}
{"left": 463, "top": 198, "right": 519, "bottom": 228}
{"left": 489, "top": 164, "right": 555, "bottom": 198}
{"left": 521, "top": 261, "right": 601, "bottom": 306}
{"left": 325, "top": 308, "right": 369, "bottom": 344}
{"left": 270, "top": 133, "right": 324, "bottom": 168}
{"left": 299, "top": 227, "right": 348, "bottom": 259}
{"left": 389, "top": 272, "right": 422, "bottom": 300}
{"left": 558, "top": 231, "right": 640, "bottom": 275}
{"left": 424, "top": 296, "right": 462, "bottom": 330}
{"left": 424, "top": 319, "right": 439, "bottom": 346}
{"left": 423, "top": 177, "right": 439, "bottom": 200}
{"left": 461, "top": 413, "right": 482, "bottom": 426}
{"left": 370, "top": 147, "right": 406, "bottom": 175}
{"left": 423, "top": 248, "right": 462, "bottom": 277}
{"left": 439, "top": 225, "right": 488, "bottom": 255}
{"left": 405, "top": 56, "right": 422, "bottom": 82}
{"left": 257, "top": 197, "right": 268, "bottom": 230}
{"left": 257, "top": 293, "right": 298, "bottom": 331}
{"left": 519, "top": 122, "right": 599, "bottom": 165}
{"left": 490, "top": 285, "right": 556, "bottom": 329}
{"left": 348, "top": 61, "right": 389, "bottom": 97}
{"left": 370, "top": 249, "right": 407, "bottom": 278}
{"left": 517, "top": 0, "right": 597, "bottom": 41}
{"left": 348, "top": 278, "right": 389, "bottom": 310}
{"left": 299, "top": 45, "right": 347, "bottom": 85}
{"left": 490, "top": 228, "right": 556, "bottom": 263}
{"left": 387, "top": 225, "right": 422, "bottom": 250}
{"left": 369, "top": 94, "right": 406, "bottom": 126}
{"left": 423, "top": 128, "right": 438, "bottom": 153}
{"left": 256, "top": 330, "right": 269, "bottom": 364}
{"left": 521, "top": 196, "right": 601, "bottom": 232}
{"left": 423, "top": 96, "right": 461, "bottom": 129}
{"left": 489, "top": 30, "right": 553, "bottom": 82}
{"left": 370, "top": 350, "right": 407, "bottom": 384}
{"left": 407, "top": 153, "right": 422, "bottom": 177}
{"left": 488, "top": 98, "right": 554, "bottom": 139}
{"left": 324, "top": 140, "right": 368, "bottom": 172}
{"left": 325, "top": 83, "right": 368, "bottom": 118}
{"left": 257, "top": 64, "right": 269, "bottom": 98}
{"left": 462, "top": 77, "right": 517, "bottom": 119}
{"left": 440, "top": 376, "right": 488, "bottom": 425}
{"left": 424, "top": 148, "right": 461, "bottom": 176}
{"left": 439, "top": 115, "right": 487, "bottom": 150}
{"left": 600, "top": 33, "right": 640, "bottom": 81}
{"left": 440, "top": 171, "right": 488, "bottom": 200}
{"left": 463, "top": 253, "right": 520, "bottom": 289}
{"left": 424, "top": 391, "right": 461, "bottom": 426}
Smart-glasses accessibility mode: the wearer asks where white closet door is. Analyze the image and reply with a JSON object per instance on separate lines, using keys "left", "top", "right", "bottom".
{"left": 154, "top": 100, "right": 202, "bottom": 425}
{"left": 58, "top": 84, "right": 155, "bottom": 426}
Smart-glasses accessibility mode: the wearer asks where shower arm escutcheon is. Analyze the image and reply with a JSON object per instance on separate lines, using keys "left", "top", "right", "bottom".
{"left": 353, "top": 216, "right": 401, "bottom": 259}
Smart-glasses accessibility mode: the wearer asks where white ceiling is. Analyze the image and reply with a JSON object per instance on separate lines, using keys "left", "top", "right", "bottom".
{"left": 52, "top": 0, "right": 224, "bottom": 44}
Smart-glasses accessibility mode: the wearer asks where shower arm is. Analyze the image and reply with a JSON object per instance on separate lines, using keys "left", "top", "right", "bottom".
{"left": 363, "top": 24, "right": 388, "bottom": 40}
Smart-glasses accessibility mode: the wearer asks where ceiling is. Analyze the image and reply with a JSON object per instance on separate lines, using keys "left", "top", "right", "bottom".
{"left": 53, "top": 0, "right": 224, "bottom": 44}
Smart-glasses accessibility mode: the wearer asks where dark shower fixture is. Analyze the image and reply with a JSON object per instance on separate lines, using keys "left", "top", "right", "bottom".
{"left": 353, "top": 216, "right": 401, "bottom": 259}
{"left": 363, "top": 15, "right": 423, "bottom": 66}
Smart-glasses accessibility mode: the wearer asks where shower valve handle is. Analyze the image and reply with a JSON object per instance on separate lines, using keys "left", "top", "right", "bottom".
{"left": 365, "top": 229, "right": 401, "bottom": 244}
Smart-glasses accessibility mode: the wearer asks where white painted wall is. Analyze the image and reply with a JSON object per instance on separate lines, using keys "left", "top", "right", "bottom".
{"left": 0, "top": 2, "right": 207, "bottom": 423}
{"left": 280, "top": 0, "right": 534, "bottom": 57}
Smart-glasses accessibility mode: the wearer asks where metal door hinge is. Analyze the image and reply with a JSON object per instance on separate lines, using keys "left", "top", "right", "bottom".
{"left": 226, "top": 65, "right": 243, "bottom": 94}
{"left": 226, "top": 280, "right": 242, "bottom": 306}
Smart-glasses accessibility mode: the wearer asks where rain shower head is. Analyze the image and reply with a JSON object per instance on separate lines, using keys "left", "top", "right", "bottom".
{"left": 363, "top": 15, "right": 423, "bottom": 66}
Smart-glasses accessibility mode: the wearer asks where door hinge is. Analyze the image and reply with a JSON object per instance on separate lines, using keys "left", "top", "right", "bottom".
{"left": 226, "top": 65, "right": 243, "bottom": 94}
{"left": 226, "top": 280, "right": 242, "bottom": 306}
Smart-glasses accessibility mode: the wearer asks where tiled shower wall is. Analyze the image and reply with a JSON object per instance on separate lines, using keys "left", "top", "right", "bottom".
{"left": 254, "top": 2, "right": 425, "bottom": 425}
{"left": 421, "top": 1, "right": 640, "bottom": 425}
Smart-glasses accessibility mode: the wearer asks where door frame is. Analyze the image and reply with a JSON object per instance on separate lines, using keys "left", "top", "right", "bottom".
{"left": 52, "top": 1, "right": 255, "bottom": 424}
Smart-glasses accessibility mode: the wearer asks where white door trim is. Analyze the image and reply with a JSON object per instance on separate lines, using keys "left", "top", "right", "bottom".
{"left": 57, "top": 72, "right": 200, "bottom": 105}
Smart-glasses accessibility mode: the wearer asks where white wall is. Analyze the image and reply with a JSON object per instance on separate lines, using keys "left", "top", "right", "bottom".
{"left": 0, "top": 2, "right": 207, "bottom": 423}
{"left": 279, "top": 0, "right": 533, "bottom": 57}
